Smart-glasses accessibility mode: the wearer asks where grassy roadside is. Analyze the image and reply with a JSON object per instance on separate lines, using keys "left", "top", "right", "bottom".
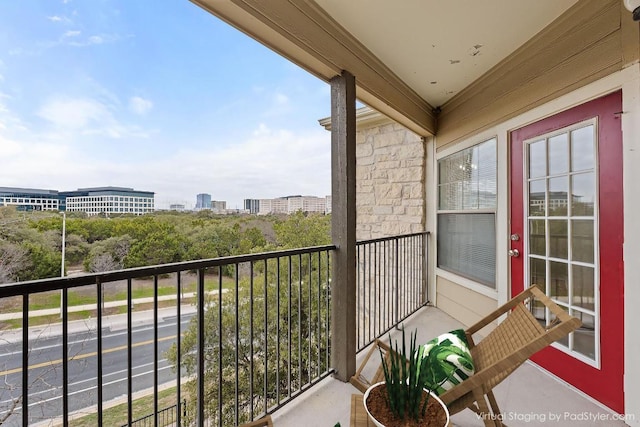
{"left": 2, "top": 298, "right": 199, "bottom": 329}
{"left": 2, "top": 276, "right": 234, "bottom": 312}
{"left": 0, "top": 274, "right": 235, "bottom": 329}
{"left": 69, "top": 386, "right": 179, "bottom": 427}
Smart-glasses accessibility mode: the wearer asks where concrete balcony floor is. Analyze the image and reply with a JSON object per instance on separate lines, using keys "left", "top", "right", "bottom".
{"left": 271, "top": 306, "right": 626, "bottom": 427}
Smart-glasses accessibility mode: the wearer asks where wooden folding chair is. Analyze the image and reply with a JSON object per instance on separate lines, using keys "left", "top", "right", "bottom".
{"left": 350, "top": 286, "right": 581, "bottom": 427}
{"left": 239, "top": 414, "right": 274, "bottom": 427}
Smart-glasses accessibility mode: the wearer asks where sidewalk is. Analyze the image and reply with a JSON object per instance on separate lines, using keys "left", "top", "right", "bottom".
{"left": 0, "top": 292, "right": 195, "bottom": 322}
{"left": 0, "top": 290, "right": 228, "bottom": 322}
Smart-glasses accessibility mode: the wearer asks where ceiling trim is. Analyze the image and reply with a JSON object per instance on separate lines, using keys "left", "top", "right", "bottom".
{"left": 441, "top": 0, "right": 619, "bottom": 114}
{"left": 437, "top": 0, "right": 626, "bottom": 147}
{"left": 191, "top": 0, "right": 436, "bottom": 136}
{"left": 318, "top": 106, "right": 393, "bottom": 131}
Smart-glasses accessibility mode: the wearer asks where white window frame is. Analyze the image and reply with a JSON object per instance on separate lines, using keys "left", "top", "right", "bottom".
{"left": 436, "top": 137, "right": 498, "bottom": 296}
{"left": 523, "top": 118, "right": 601, "bottom": 368}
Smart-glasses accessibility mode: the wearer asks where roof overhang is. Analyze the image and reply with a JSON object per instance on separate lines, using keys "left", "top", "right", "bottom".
{"left": 190, "top": 1, "right": 636, "bottom": 138}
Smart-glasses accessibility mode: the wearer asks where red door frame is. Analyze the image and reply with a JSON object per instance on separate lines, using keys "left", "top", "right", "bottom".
{"left": 509, "top": 90, "right": 624, "bottom": 413}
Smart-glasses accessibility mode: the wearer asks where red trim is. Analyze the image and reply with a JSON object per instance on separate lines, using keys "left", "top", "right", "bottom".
{"left": 509, "top": 91, "right": 624, "bottom": 413}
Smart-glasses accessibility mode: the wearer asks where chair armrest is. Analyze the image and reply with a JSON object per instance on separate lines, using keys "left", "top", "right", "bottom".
{"left": 466, "top": 286, "right": 539, "bottom": 335}
{"left": 350, "top": 339, "right": 392, "bottom": 393}
{"left": 239, "top": 415, "right": 273, "bottom": 427}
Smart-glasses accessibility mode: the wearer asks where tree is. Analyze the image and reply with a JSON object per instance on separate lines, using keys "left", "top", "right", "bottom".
{"left": 238, "top": 227, "right": 267, "bottom": 254}
{"left": 0, "top": 242, "right": 29, "bottom": 284}
{"left": 63, "top": 234, "right": 90, "bottom": 265}
{"left": 274, "top": 212, "right": 330, "bottom": 249}
{"left": 124, "top": 231, "right": 187, "bottom": 268}
{"left": 70, "top": 217, "right": 115, "bottom": 243}
{"left": 84, "top": 235, "right": 132, "bottom": 272}
{"left": 183, "top": 222, "right": 264, "bottom": 276}
{"left": 19, "top": 242, "right": 61, "bottom": 281}
{"left": 167, "top": 264, "right": 331, "bottom": 426}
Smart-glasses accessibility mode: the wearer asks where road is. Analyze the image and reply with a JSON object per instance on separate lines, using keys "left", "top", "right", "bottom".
{"left": 0, "top": 309, "right": 195, "bottom": 426}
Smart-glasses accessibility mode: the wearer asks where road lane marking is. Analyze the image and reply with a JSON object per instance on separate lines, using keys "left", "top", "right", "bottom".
{"left": 0, "top": 318, "right": 192, "bottom": 357}
{"left": 0, "top": 361, "right": 172, "bottom": 408}
{"left": 0, "top": 335, "right": 178, "bottom": 376}
{"left": 0, "top": 365, "right": 175, "bottom": 415}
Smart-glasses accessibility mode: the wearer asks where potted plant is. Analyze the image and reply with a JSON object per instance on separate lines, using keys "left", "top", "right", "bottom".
{"left": 363, "top": 328, "right": 450, "bottom": 427}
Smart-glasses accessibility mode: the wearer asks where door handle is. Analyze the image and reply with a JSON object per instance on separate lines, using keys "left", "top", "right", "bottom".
{"left": 508, "top": 249, "right": 520, "bottom": 257}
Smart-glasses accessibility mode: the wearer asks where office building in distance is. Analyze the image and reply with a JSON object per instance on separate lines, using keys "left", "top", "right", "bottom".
{"left": 0, "top": 186, "right": 155, "bottom": 216}
{"left": 211, "top": 200, "right": 226, "bottom": 212}
{"left": 62, "top": 187, "right": 155, "bottom": 216}
{"left": 256, "top": 195, "right": 330, "bottom": 215}
{"left": 244, "top": 199, "right": 260, "bottom": 214}
{"left": 195, "top": 193, "right": 212, "bottom": 210}
{"left": 0, "top": 187, "right": 62, "bottom": 211}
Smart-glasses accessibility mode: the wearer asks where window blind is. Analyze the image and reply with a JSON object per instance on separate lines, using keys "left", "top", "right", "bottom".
{"left": 437, "top": 213, "right": 496, "bottom": 287}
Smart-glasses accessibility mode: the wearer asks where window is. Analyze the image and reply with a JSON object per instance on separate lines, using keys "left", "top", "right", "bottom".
{"left": 437, "top": 138, "right": 497, "bottom": 287}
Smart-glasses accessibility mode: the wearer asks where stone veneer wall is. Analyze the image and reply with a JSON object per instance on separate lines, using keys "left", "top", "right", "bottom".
{"left": 356, "top": 121, "right": 425, "bottom": 240}
{"left": 316, "top": 108, "right": 428, "bottom": 348}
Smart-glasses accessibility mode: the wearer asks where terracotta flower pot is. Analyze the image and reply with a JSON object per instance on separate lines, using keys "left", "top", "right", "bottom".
{"left": 363, "top": 382, "right": 450, "bottom": 427}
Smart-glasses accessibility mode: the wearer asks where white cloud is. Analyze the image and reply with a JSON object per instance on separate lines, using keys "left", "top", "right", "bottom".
{"left": 0, "top": 134, "right": 79, "bottom": 190}
{"left": 66, "top": 33, "right": 125, "bottom": 47}
{"left": 128, "top": 96, "right": 153, "bottom": 115}
{"left": 273, "top": 93, "right": 289, "bottom": 106}
{"left": 3, "top": 99, "right": 328, "bottom": 209}
{"left": 1, "top": 122, "right": 329, "bottom": 208}
{"left": 149, "top": 123, "right": 331, "bottom": 208}
{"left": 0, "top": 102, "right": 8, "bottom": 114}
{"left": 0, "top": 135, "right": 22, "bottom": 156}
{"left": 48, "top": 15, "right": 72, "bottom": 24}
{"left": 261, "top": 92, "right": 293, "bottom": 118}
{"left": 36, "top": 96, "right": 152, "bottom": 139}
{"left": 63, "top": 30, "right": 81, "bottom": 38}
{"left": 37, "top": 97, "right": 111, "bottom": 129}
{"left": 0, "top": 92, "right": 29, "bottom": 133}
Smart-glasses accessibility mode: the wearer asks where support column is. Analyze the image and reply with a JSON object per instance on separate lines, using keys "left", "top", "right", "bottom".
{"left": 330, "top": 70, "right": 357, "bottom": 382}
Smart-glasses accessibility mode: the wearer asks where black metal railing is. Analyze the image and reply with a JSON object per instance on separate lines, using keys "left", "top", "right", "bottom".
{"left": 355, "top": 232, "right": 429, "bottom": 351}
{"left": 122, "top": 400, "right": 186, "bottom": 427}
{"left": 0, "top": 233, "right": 429, "bottom": 426}
{"left": 0, "top": 245, "right": 334, "bottom": 427}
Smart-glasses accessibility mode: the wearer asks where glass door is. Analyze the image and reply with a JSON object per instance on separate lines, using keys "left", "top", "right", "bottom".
{"left": 526, "top": 120, "right": 598, "bottom": 365}
{"left": 509, "top": 90, "right": 624, "bottom": 413}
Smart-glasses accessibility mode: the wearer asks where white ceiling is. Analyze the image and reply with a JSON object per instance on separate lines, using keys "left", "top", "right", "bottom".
{"left": 314, "top": 0, "right": 578, "bottom": 107}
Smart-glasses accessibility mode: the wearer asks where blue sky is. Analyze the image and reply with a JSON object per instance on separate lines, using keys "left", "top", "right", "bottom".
{"left": 0, "top": 1, "right": 332, "bottom": 209}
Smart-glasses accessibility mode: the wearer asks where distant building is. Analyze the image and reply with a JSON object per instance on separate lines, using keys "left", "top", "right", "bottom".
{"left": 62, "top": 187, "right": 155, "bottom": 216}
{"left": 258, "top": 199, "right": 272, "bottom": 215}
{"left": 225, "top": 208, "right": 249, "bottom": 215}
{"left": 169, "top": 204, "right": 186, "bottom": 211}
{"left": 299, "top": 196, "right": 327, "bottom": 214}
{"left": 287, "top": 195, "right": 304, "bottom": 213}
{"left": 195, "top": 193, "right": 212, "bottom": 210}
{"left": 325, "top": 195, "right": 332, "bottom": 214}
{"left": 271, "top": 197, "right": 289, "bottom": 214}
{"left": 256, "top": 195, "right": 329, "bottom": 215}
{"left": 244, "top": 199, "right": 260, "bottom": 214}
{"left": 0, "top": 187, "right": 62, "bottom": 211}
{"left": 211, "top": 200, "right": 226, "bottom": 212}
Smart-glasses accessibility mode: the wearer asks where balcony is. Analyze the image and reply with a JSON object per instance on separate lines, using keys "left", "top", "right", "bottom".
{"left": 0, "top": 232, "right": 624, "bottom": 426}
{"left": 274, "top": 307, "right": 626, "bottom": 427}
